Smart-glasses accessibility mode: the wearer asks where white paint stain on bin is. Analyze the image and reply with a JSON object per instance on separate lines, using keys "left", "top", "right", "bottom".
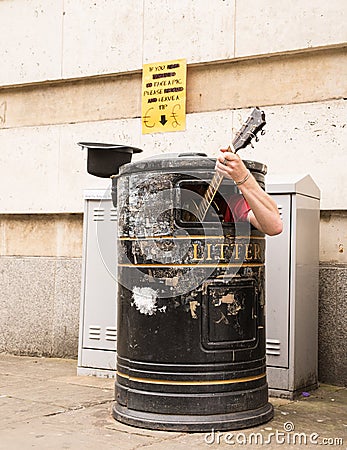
{"left": 132, "top": 287, "right": 158, "bottom": 315}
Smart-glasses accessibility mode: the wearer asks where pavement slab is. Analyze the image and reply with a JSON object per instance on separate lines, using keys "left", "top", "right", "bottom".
{"left": 0, "top": 354, "right": 345, "bottom": 450}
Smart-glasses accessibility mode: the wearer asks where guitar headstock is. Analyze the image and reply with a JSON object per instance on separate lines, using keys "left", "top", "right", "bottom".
{"left": 232, "top": 107, "right": 266, "bottom": 153}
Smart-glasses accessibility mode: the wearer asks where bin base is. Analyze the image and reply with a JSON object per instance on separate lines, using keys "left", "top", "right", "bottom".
{"left": 112, "top": 402, "right": 274, "bottom": 432}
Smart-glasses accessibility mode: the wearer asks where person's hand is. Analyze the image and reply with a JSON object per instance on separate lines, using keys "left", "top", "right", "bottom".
{"left": 215, "top": 145, "right": 283, "bottom": 236}
{"left": 215, "top": 146, "right": 249, "bottom": 184}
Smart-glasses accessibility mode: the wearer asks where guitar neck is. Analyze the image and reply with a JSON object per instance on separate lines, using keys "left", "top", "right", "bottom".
{"left": 196, "top": 144, "right": 235, "bottom": 222}
{"left": 194, "top": 107, "right": 265, "bottom": 222}
{"left": 196, "top": 172, "right": 224, "bottom": 222}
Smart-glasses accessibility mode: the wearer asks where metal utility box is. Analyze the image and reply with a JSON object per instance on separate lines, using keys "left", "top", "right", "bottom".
{"left": 78, "top": 175, "right": 320, "bottom": 399}
{"left": 77, "top": 189, "right": 118, "bottom": 377}
{"left": 265, "top": 175, "right": 320, "bottom": 398}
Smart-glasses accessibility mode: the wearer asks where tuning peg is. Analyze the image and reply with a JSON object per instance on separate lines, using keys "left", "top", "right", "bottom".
{"left": 249, "top": 132, "right": 257, "bottom": 143}
{"left": 261, "top": 129, "right": 266, "bottom": 135}
{"left": 231, "top": 127, "right": 239, "bottom": 135}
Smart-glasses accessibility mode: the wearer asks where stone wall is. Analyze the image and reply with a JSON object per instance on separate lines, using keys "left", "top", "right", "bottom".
{"left": 0, "top": 213, "right": 346, "bottom": 387}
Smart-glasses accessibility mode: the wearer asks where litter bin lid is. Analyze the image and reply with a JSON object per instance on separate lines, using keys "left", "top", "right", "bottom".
{"left": 118, "top": 152, "right": 267, "bottom": 175}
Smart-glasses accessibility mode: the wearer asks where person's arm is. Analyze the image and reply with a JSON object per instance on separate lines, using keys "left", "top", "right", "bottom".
{"left": 215, "top": 147, "right": 283, "bottom": 236}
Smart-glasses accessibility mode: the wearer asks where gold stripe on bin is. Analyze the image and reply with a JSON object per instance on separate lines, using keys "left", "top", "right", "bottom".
{"left": 117, "top": 371, "right": 266, "bottom": 385}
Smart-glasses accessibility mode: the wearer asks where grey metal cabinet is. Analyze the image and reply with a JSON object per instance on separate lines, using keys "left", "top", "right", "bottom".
{"left": 78, "top": 176, "right": 320, "bottom": 398}
{"left": 77, "top": 189, "right": 118, "bottom": 377}
{"left": 265, "top": 175, "right": 320, "bottom": 398}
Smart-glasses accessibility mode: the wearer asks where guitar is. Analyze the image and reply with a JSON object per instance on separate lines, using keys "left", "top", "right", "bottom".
{"left": 195, "top": 107, "right": 266, "bottom": 222}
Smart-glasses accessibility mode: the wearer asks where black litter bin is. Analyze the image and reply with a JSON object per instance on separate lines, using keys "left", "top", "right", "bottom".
{"left": 112, "top": 153, "right": 273, "bottom": 431}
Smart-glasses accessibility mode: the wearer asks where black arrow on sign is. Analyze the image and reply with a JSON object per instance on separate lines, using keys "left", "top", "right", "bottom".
{"left": 160, "top": 115, "right": 168, "bottom": 125}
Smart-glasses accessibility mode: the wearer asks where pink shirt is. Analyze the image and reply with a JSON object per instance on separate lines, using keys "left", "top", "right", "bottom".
{"left": 224, "top": 194, "right": 251, "bottom": 223}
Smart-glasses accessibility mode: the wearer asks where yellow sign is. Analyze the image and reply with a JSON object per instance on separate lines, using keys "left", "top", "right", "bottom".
{"left": 141, "top": 59, "right": 186, "bottom": 134}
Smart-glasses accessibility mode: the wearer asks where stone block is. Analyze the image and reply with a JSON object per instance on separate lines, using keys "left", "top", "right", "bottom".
{"left": 318, "top": 264, "right": 347, "bottom": 386}
{"left": 0, "top": 0, "right": 62, "bottom": 86}
{"left": 52, "top": 258, "right": 82, "bottom": 358}
{"left": 143, "top": 0, "right": 235, "bottom": 64}
{"left": 235, "top": 0, "right": 347, "bottom": 58}
{"left": 237, "top": 100, "right": 347, "bottom": 209}
{"left": 0, "top": 126, "right": 60, "bottom": 213}
{"left": 320, "top": 211, "right": 347, "bottom": 264}
{"left": 0, "top": 214, "right": 82, "bottom": 258}
{"left": 0, "top": 256, "right": 81, "bottom": 358}
{"left": 0, "top": 257, "right": 55, "bottom": 355}
{"left": 62, "top": 0, "right": 143, "bottom": 78}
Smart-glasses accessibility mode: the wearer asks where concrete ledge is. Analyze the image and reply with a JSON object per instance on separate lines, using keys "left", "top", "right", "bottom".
{"left": 0, "top": 46, "right": 345, "bottom": 129}
{"left": 0, "top": 214, "right": 83, "bottom": 257}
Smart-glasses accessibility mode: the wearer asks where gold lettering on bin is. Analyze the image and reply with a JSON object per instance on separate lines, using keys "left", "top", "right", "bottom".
{"left": 206, "top": 243, "right": 213, "bottom": 261}
{"left": 245, "top": 243, "right": 252, "bottom": 261}
{"left": 232, "top": 243, "right": 242, "bottom": 261}
{"left": 192, "top": 243, "right": 204, "bottom": 261}
{"left": 191, "top": 241, "right": 263, "bottom": 263}
{"left": 214, "top": 243, "right": 228, "bottom": 260}
{"left": 254, "top": 243, "right": 261, "bottom": 260}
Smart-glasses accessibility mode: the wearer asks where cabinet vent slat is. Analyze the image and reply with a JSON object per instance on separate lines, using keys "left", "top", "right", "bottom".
{"left": 266, "top": 339, "right": 281, "bottom": 356}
